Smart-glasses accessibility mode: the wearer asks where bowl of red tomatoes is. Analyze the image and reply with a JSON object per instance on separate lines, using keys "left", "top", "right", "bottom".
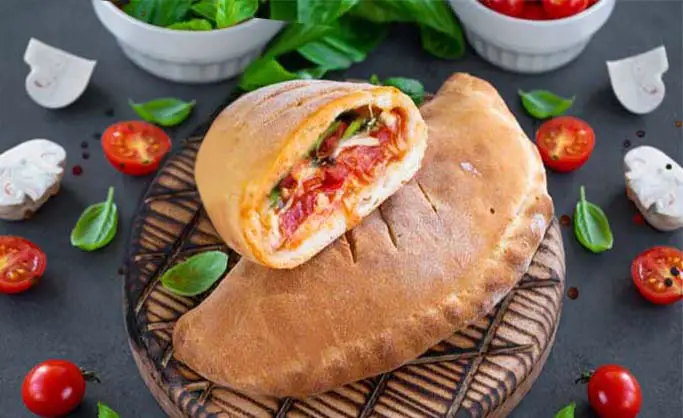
{"left": 449, "top": 0, "right": 615, "bottom": 73}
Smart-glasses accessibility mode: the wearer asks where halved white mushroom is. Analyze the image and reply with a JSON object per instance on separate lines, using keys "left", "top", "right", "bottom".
{"left": 607, "top": 46, "right": 668, "bottom": 115}
{"left": 24, "top": 38, "right": 96, "bottom": 109}
{"left": 0, "top": 139, "right": 66, "bottom": 221}
{"left": 624, "top": 145, "right": 683, "bottom": 231}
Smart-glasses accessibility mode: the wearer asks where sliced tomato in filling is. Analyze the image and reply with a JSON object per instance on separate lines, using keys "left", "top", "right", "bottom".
{"left": 270, "top": 109, "right": 404, "bottom": 247}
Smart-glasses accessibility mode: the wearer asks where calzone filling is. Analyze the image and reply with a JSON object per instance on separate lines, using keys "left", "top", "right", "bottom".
{"left": 263, "top": 106, "right": 406, "bottom": 250}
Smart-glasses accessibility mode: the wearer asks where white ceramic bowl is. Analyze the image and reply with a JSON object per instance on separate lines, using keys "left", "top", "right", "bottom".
{"left": 92, "top": 0, "right": 284, "bottom": 83}
{"left": 449, "top": 0, "right": 615, "bottom": 73}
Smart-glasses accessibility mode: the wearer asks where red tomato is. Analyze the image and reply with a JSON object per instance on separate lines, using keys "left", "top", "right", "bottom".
{"left": 632, "top": 246, "right": 683, "bottom": 305}
{"left": 535, "top": 116, "right": 595, "bottom": 172}
{"left": 22, "top": 360, "right": 88, "bottom": 417}
{"left": 522, "top": 2, "right": 549, "bottom": 20}
{"left": 542, "top": 0, "right": 589, "bottom": 19}
{"left": 583, "top": 365, "right": 642, "bottom": 418}
{"left": 0, "top": 236, "right": 46, "bottom": 294}
{"left": 480, "top": 0, "right": 525, "bottom": 18}
{"left": 102, "top": 121, "right": 171, "bottom": 176}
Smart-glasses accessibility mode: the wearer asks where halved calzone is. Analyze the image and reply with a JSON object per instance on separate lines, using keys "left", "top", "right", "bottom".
{"left": 195, "top": 80, "right": 428, "bottom": 269}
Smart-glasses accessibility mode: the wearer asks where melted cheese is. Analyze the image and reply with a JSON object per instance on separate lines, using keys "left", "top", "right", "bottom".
{"left": 332, "top": 135, "right": 380, "bottom": 158}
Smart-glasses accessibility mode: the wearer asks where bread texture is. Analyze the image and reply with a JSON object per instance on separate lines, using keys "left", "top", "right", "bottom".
{"left": 174, "top": 73, "right": 554, "bottom": 398}
{"left": 195, "top": 79, "right": 428, "bottom": 269}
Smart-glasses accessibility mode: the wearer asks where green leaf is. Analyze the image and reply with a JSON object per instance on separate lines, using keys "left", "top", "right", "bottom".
{"left": 129, "top": 98, "right": 195, "bottom": 127}
{"left": 190, "top": 0, "right": 217, "bottom": 22}
{"left": 167, "top": 18, "right": 213, "bottom": 31}
{"left": 161, "top": 251, "right": 229, "bottom": 296}
{"left": 71, "top": 187, "right": 118, "bottom": 252}
{"left": 269, "top": 0, "right": 298, "bottom": 22}
{"left": 369, "top": 74, "right": 381, "bottom": 85}
{"left": 383, "top": 77, "right": 425, "bottom": 105}
{"left": 297, "top": 16, "right": 389, "bottom": 70}
{"left": 574, "top": 186, "right": 614, "bottom": 254}
{"left": 98, "top": 402, "right": 120, "bottom": 418}
{"left": 216, "top": 0, "right": 258, "bottom": 28}
{"left": 554, "top": 402, "right": 576, "bottom": 418}
{"left": 123, "top": 0, "right": 193, "bottom": 26}
{"left": 296, "top": 0, "right": 359, "bottom": 24}
{"left": 349, "top": 1, "right": 407, "bottom": 22}
{"left": 239, "top": 58, "right": 300, "bottom": 91}
{"left": 519, "top": 90, "right": 575, "bottom": 119}
{"left": 265, "top": 23, "right": 335, "bottom": 58}
{"left": 420, "top": 24, "right": 464, "bottom": 59}
{"left": 341, "top": 118, "right": 365, "bottom": 139}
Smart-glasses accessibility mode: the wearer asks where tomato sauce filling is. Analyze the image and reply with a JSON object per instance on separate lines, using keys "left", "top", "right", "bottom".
{"left": 266, "top": 106, "right": 405, "bottom": 249}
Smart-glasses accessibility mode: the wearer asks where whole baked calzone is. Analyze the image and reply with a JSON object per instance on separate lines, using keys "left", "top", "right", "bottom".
{"left": 173, "top": 73, "right": 554, "bottom": 398}
{"left": 195, "top": 80, "right": 428, "bottom": 269}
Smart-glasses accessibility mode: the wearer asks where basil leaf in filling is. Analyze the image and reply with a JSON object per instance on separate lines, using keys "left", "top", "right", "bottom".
{"left": 342, "top": 117, "right": 365, "bottom": 139}
{"left": 269, "top": 187, "right": 282, "bottom": 209}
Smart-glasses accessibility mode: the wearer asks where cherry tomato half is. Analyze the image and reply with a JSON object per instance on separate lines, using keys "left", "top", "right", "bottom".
{"left": 542, "top": 0, "right": 589, "bottom": 19}
{"left": 102, "top": 121, "right": 171, "bottom": 176}
{"left": 535, "top": 116, "right": 595, "bottom": 172}
{"left": 632, "top": 246, "right": 683, "bottom": 305}
{"left": 584, "top": 365, "right": 642, "bottom": 418}
{"left": 0, "top": 236, "right": 46, "bottom": 294}
{"left": 22, "top": 360, "right": 87, "bottom": 418}
{"left": 522, "top": 2, "right": 549, "bottom": 20}
{"left": 480, "top": 0, "right": 525, "bottom": 18}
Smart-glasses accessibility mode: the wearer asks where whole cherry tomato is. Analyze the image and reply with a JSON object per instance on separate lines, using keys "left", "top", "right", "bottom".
{"left": 522, "top": 2, "right": 549, "bottom": 20}
{"left": 542, "top": 0, "right": 589, "bottom": 19}
{"left": 22, "top": 360, "right": 97, "bottom": 417}
{"left": 578, "top": 365, "right": 642, "bottom": 418}
{"left": 480, "top": 0, "right": 526, "bottom": 18}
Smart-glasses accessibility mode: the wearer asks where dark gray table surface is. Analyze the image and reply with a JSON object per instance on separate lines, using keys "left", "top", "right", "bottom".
{"left": 1, "top": 1, "right": 681, "bottom": 417}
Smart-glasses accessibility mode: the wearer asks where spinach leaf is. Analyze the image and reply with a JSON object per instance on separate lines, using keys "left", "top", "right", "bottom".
{"left": 190, "top": 0, "right": 217, "bottom": 23}
{"left": 519, "top": 90, "right": 575, "bottom": 119}
{"left": 160, "top": 251, "right": 229, "bottom": 296}
{"left": 554, "top": 402, "right": 576, "bottom": 418}
{"left": 98, "top": 402, "right": 120, "bottom": 418}
{"left": 167, "top": 19, "right": 213, "bottom": 31}
{"left": 124, "top": 0, "right": 192, "bottom": 26}
{"left": 383, "top": 77, "right": 425, "bottom": 105}
{"left": 71, "top": 187, "right": 118, "bottom": 252}
{"left": 574, "top": 186, "right": 613, "bottom": 253}
{"left": 349, "top": 1, "right": 407, "bottom": 22}
{"left": 129, "top": 98, "right": 195, "bottom": 127}
{"left": 216, "top": 0, "right": 258, "bottom": 28}
{"left": 269, "top": 0, "right": 298, "bottom": 22}
{"left": 239, "top": 58, "right": 301, "bottom": 91}
{"left": 420, "top": 24, "right": 464, "bottom": 60}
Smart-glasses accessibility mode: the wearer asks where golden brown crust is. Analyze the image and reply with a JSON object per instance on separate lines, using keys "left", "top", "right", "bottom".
{"left": 195, "top": 79, "right": 427, "bottom": 269}
{"left": 174, "top": 73, "right": 554, "bottom": 398}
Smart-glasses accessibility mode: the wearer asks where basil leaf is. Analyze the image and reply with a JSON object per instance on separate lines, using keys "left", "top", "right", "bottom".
{"left": 313, "top": 120, "right": 343, "bottom": 155}
{"left": 554, "top": 402, "right": 576, "bottom": 418}
{"left": 239, "top": 58, "right": 300, "bottom": 91}
{"left": 98, "top": 402, "right": 120, "bottom": 418}
{"left": 297, "top": 16, "right": 388, "bottom": 70}
{"left": 124, "top": 0, "right": 192, "bottom": 26}
{"left": 369, "top": 74, "right": 381, "bottom": 85}
{"left": 191, "top": 0, "right": 217, "bottom": 22}
{"left": 269, "top": 0, "right": 298, "bottom": 22}
{"left": 383, "top": 77, "right": 425, "bottom": 105}
{"left": 420, "top": 24, "right": 464, "bottom": 60}
{"left": 71, "top": 187, "right": 118, "bottom": 252}
{"left": 265, "top": 23, "right": 335, "bottom": 58}
{"left": 160, "top": 251, "right": 229, "bottom": 296}
{"left": 216, "top": 0, "right": 258, "bottom": 28}
{"left": 269, "top": 188, "right": 281, "bottom": 208}
{"left": 129, "top": 98, "right": 195, "bottom": 127}
{"left": 519, "top": 90, "right": 575, "bottom": 119}
{"left": 574, "top": 186, "right": 613, "bottom": 253}
{"left": 297, "top": 0, "right": 359, "bottom": 24}
{"left": 342, "top": 118, "right": 365, "bottom": 139}
{"left": 167, "top": 19, "right": 213, "bottom": 31}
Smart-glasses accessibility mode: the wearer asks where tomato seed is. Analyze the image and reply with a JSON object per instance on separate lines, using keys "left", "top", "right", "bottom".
{"left": 72, "top": 165, "right": 83, "bottom": 176}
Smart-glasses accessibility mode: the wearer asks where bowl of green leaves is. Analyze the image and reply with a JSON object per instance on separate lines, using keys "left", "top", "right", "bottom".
{"left": 92, "top": 0, "right": 285, "bottom": 83}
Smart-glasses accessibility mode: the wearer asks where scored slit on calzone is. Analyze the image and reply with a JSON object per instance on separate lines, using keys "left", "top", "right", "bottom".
{"left": 195, "top": 80, "right": 428, "bottom": 269}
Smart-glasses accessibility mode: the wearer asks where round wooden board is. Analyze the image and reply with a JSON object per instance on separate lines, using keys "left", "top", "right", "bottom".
{"left": 124, "top": 139, "right": 566, "bottom": 418}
